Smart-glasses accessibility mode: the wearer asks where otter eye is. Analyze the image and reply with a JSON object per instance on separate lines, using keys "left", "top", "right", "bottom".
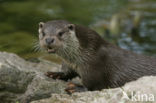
{"left": 58, "top": 31, "right": 64, "bottom": 37}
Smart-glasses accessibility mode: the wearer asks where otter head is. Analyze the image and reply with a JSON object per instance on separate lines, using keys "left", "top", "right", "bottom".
{"left": 38, "top": 20, "right": 80, "bottom": 60}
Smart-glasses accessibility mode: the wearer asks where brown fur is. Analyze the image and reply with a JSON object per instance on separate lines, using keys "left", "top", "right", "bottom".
{"left": 39, "top": 20, "right": 156, "bottom": 91}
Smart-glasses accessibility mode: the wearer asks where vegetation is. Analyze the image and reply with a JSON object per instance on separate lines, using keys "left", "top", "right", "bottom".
{"left": 0, "top": 0, "right": 155, "bottom": 61}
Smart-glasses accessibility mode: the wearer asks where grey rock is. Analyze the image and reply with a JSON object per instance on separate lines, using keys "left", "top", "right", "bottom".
{"left": 0, "top": 52, "right": 67, "bottom": 103}
{"left": 31, "top": 76, "right": 156, "bottom": 103}
{"left": 0, "top": 52, "right": 156, "bottom": 103}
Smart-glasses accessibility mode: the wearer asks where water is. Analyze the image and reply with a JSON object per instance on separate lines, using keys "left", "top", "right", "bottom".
{"left": 0, "top": 0, "right": 155, "bottom": 62}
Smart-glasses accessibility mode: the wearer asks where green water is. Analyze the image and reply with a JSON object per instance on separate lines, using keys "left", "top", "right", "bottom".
{"left": 0, "top": 0, "right": 156, "bottom": 61}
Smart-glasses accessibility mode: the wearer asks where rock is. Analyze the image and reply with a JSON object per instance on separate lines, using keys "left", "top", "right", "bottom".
{"left": 0, "top": 52, "right": 67, "bottom": 103}
{"left": 31, "top": 89, "right": 126, "bottom": 103}
{"left": 0, "top": 52, "right": 156, "bottom": 103}
{"left": 31, "top": 76, "right": 156, "bottom": 103}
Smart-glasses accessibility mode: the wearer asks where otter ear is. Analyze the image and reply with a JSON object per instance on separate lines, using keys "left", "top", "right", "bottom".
{"left": 39, "top": 22, "right": 44, "bottom": 28}
{"left": 38, "top": 22, "right": 44, "bottom": 33}
{"left": 67, "top": 24, "right": 75, "bottom": 31}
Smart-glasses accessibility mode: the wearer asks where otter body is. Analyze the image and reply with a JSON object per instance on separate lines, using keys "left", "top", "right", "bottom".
{"left": 38, "top": 20, "right": 156, "bottom": 91}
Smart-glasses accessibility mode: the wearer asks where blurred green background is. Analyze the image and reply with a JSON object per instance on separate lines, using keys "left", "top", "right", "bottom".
{"left": 0, "top": 0, "right": 156, "bottom": 63}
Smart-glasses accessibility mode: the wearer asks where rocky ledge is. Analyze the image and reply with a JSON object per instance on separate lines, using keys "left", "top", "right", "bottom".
{"left": 0, "top": 52, "right": 155, "bottom": 103}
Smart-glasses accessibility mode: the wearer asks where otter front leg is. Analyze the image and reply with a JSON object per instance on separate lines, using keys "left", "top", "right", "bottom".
{"left": 46, "top": 72, "right": 67, "bottom": 80}
{"left": 46, "top": 62, "right": 78, "bottom": 81}
{"left": 46, "top": 71, "right": 78, "bottom": 81}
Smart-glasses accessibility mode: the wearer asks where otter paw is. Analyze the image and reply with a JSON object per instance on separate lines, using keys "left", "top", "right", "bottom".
{"left": 45, "top": 72, "right": 64, "bottom": 79}
{"left": 65, "top": 82, "right": 87, "bottom": 94}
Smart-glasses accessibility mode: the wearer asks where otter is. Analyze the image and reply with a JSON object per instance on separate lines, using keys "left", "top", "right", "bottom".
{"left": 38, "top": 20, "right": 156, "bottom": 93}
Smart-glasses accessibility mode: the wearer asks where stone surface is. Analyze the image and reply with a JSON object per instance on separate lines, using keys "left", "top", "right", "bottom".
{"left": 0, "top": 52, "right": 66, "bottom": 103}
{"left": 31, "top": 76, "right": 156, "bottom": 103}
{"left": 0, "top": 52, "right": 156, "bottom": 103}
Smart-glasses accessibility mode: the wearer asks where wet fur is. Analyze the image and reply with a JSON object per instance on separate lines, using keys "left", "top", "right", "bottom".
{"left": 64, "top": 25, "right": 156, "bottom": 90}
{"left": 39, "top": 20, "right": 156, "bottom": 91}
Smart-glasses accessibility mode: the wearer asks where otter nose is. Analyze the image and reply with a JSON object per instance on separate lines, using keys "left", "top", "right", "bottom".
{"left": 45, "top": 38, "right": 54, "bottom": 45}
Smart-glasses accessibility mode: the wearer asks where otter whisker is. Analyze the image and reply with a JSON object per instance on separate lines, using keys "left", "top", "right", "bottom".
{"left": 32, "top": 40, "right": 41, "bottom": 52}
